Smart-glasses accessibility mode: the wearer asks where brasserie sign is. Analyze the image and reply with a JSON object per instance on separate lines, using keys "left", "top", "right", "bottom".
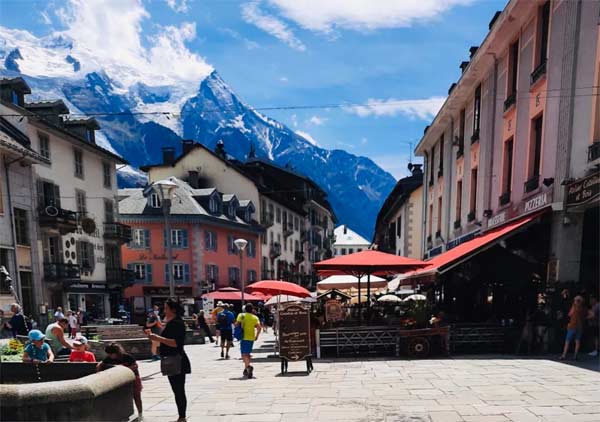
{"left": 566, "top": 172, "right": 599, "bottom": 208}
{"left": 279, "top": 304, "right": 311, "bottom": 362}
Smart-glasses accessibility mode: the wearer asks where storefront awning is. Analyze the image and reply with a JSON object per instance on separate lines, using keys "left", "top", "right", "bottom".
{"left": 410, "top": 210, "right": 548, "bottom": 278}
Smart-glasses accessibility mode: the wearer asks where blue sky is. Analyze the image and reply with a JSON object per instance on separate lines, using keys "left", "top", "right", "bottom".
{"left": 0, "top": 0, "right": 506, "bottom": 179}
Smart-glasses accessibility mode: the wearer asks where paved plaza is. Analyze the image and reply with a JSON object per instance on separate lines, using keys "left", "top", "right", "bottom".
{"left": 136, "top": 333, "right": 600, "bottom": 422}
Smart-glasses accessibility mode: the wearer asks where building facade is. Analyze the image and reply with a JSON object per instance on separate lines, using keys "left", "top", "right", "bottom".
{"left": 118, "top": 177, "right": 262, "bottom": 320}
{"left": 415, "top": 0, "right": 599, "bottom": 291}
{"left": 333, "top": 225, "right": 371, "bottom": 256}
{"left": 373, "top": 164, "right": 424, "bottom": 259}
{"left": 0, "top": 78, "right": 131, "bottom": 319}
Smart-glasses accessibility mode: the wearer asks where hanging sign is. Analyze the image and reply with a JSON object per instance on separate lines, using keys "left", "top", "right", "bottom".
{"left": 566, "top": 172, "right": 599, "bottom": 208}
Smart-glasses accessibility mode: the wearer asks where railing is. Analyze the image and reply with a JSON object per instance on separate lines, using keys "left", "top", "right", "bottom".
{"left": 456, "top": 146, "right": 464, "bottom": 159}
{"left": 103, "top": 223, "right": 132, "bottom": 243}
{"left": 588, "top": 141, "right": 600, "bottom": 162}
{"left": 524, "top": 175, "right": 539, "bottom": 193}
{"left": 106, "top": 268, "right": 136, "bottom": 286}
{"left": 530, "top": 60, "right": 547, "bottom": 86}
{"left": 471, "top": 129, "right": 480, "bottom": 144}
{"left": 43, "top": 262, "right": 80, "bottom": 282}
{"left": 503, "top": 92, "right": 516, "bottom": 111}
{"left": 270, "top": 242, "right": 281, "bottom": 258}
{"left": 283, "top": 221, "right": 294, "bottom": 237}
{"left": 467, "top": 211, "right": 476, "bottom": 222}
{"left": 499, "top": 192, "right": 511, "bottom": 206}
{"left": 453, "top": 219, "right": 461, "bottom": 230}
{"left": 38, "top": 206, "right": 77, "bottom": 232}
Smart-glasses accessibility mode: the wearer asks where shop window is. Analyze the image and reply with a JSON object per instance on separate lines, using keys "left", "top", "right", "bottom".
{"left": 205, "top": 231, "right": 217, "bottom": 251}
{"left": 14, "top": 208, "right": 29, "bottom": 246}
{"left": 130, "top": 228, "right": 150, "bottom": 249}
{"left": 39, "top": 132, "right": 50, "bottom": 160}
{"left": 166, "top": 229, "right": 188, "bottom": 248}
{"left": 73, "top": 148, "right": 84, "bottom": 178}
{"left": 103, "top": 162, "right": 112, "bottom": 188}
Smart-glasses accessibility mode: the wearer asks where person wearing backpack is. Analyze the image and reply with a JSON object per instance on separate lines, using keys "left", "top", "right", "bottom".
{"left": 235, "top": 303, "right": 262, "bottom": 379}
{"left": 216, "top": 305, "right": 235, "bottom": 359}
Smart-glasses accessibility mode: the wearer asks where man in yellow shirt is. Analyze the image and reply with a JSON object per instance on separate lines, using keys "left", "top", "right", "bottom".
{"left": 235, "top": 303, "right": 262, "bottom": 378}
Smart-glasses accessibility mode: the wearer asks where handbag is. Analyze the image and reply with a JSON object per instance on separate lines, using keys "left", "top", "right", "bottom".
{"left": 233, "top": 314, "right": 244, "bottom": 341}
{"left": 160, "top": 354, "right": 182, "bottom": 376}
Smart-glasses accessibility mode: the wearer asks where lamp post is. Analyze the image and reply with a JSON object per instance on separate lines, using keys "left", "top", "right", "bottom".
{"left": 152, "top": 179, "right": 178, "bottom": 297}
{"left": 234, "top": 238, "right": 248, "bottom": 306}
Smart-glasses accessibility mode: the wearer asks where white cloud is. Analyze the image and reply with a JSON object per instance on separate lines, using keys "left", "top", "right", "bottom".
{"left": 220, "top": 27, "right": 260, "bottom": 50}
{"left": 290, "top": 114, "right": 298, "bottom": 127}
{"left": 295, "top": 130, "right": 318, "bottom": 146}
{"left": 165, "top": 0, "right": 190, "bottom": 13}
{"left": 40, "top": 10, "right": 52, "bottom": 25}
{"left": 241, "top": 2, "right": 306, "bottom": 51}
{"left": 266, "top": 0, "right": 473, "bottom": 33}
{"left": 345, "top": 97, "right": 445, "bottom": 120}
{"left": 308, "top": 115, "right": 327, "bottom": 126}
{"left": 279, "top": 76, "right": 288, "bottom": 82}
{"left": 360, "top": 137, "right": 368, "bottom": 145}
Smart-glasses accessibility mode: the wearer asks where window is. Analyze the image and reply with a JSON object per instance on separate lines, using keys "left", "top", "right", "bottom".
{"left": 470, "top": 168, "right": 478, "bottom": 215}
{"left": 396, "top": 216, "right": 402, "bottom": 238}
{"left": 456, "top": 180, "right": 463, "bottom": 223}
{"left": 14, "top": 208, "right": 29, "bottom": 246}
{"left": 149, "top": 193, "right": 161, "bottom": 208}
{"left": 103, "top": 162, "right": 112, "bottom": 188}
{"left": 276, "top": 207, "right": 281, "bottom": 223}
{"left": 11, "top": 90, "right": 18, "bottom": 105}
{"left": 507, "top": 40, "right": 519, "bottom": 99}
{"left": 166, "top": 229, "right": 188, "bottom": 248}
{"left": 429, "top": 148, "right": 435, "bottom": 185}
{"left": 228, "top": 202, "right": 236, "bottom": 218}
{"left": 348, "top": 248, "right": 354, "bottom": 254}
{"left": 246, "top": 239, "right": 256, "bottom": 258}
{"left": 37, "top": 180, "right": 61, "bottom": 208}
{"left": 438, "top": 134, "right": 444, "bottom": 176}
{"left": 529, "top": 114, "right": 544, "bottom": 180}
{"left": 437, "top": 197, "right": 442, "bottom": 233}
{"left": 503, "top": 139, "right": 514, "bottom": 196}
{"left": 247, "top": 270, "right": 257, "bottom": 283}
{"left": 282, "top": 210, "right": 288, "bottom": 227}
{"left": 104, "top": 199, "right": 114, "bottom": 223}
{"left": 209, "top": 196, "right": 218, "bottom": 213}
{"left": 341, "top": 248, "right": 347, "bottom": 255}
{"left": 228, "top": 235, "right": 236, "bottom": 254}
{"left": 76, "top": 190, "right": 87, "bottom": 215}
{"left": 268, "top": 203, "right": 274, "bottom": 220}
{"left": 262, "top": 233, "right": 267, "bottom": 245}
{"left": 77, "top": 241, "right": 95, "bottom": 271}
{"left": 295, "top": 240, "right": 299, "bottom": 252}
{"left": 228, "top": 267, "right": 240, "bottom": 285}
{"left": 39, "top": 132, "right": 50, "bottom": 159}
{"left": 458, "top": 109, "right": 465, "bottom": 155}
{"left": 205, "top": 231, "right": 217, "bottom": 251}
{"left": 86, "top": 130, "right": 93, "bottom": 143}
{"left": 0, "top": 249, "right": 10, "bottom": 293}
{"left": 357, "top": 248, "right": 362, "bottom": 252}
{"left": 129, "top": 263, "right": 152, "bottom": 283}
{"left": 165, "top": 263, "right": 190, "bottom": 284}
{"left": 294, "top": 216, "right": 299, "bottom": 231}
{"left": 536, "top": 1, "right": 550, "bottom": 68}
{"left": 130, "top": 229, "right": 150, "bottom": 249}
{"left": 428, "top": 204, "right": 433, "bottom": 238}
{"left": 74, "top": 148, "right": 84, "bottom": 178}
{"left": 206, "top": 264, "right": 219, "bottom": 283}
{"left": 472, "top": 85, "right": 481, "bottom": 141}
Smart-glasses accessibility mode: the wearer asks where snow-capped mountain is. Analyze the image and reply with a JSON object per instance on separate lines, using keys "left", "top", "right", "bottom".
{"left": 0, "top": 30, "right": 396, "bottom": 238}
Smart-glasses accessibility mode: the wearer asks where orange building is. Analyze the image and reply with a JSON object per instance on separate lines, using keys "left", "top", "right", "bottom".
{"left": 118, "top": 178, "right": 261, "bottom": 317}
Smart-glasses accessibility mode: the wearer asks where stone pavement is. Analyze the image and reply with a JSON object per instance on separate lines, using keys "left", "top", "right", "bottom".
{"left": 137, "top": 332, "right": 600, "bottom": 422}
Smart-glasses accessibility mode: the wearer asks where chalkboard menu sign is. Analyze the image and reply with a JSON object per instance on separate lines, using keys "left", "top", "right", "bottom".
{"left": 279, "top": 304, "right": 311, "bottom": 361}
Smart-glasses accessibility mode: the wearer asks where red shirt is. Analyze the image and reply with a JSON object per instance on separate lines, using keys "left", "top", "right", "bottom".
{"left": 69, "top": 350, "right": 96, "bottom": 362}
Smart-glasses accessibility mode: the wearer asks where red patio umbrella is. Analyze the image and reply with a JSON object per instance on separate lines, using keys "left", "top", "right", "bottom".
{"left": 201, "top": 287, "right": 263, "bottom": 302}
{"left": 246, "top": 280, "right": 312, "bottom": 298}
{"left": 314, "top": 250, "right": 429, "bottom": 324}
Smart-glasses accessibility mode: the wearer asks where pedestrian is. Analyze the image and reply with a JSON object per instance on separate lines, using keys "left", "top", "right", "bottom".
{"left": 560, "top": 295, "right": 587, "bottom": 360}
{"left": 45, "top": 317, "right": 73, "bottom": 356}
{"left": 54, "top": 306, "right": 65, "bottom": 321}
{"left": 145, "top": 308, "right": 162, "bottom": 361}
{"left": 69, "top": 336, "right": 96, "bottom": 362}
{"left": 97, "top": 343, "right": 143, "bottom": 418}
{"left": 587, "top": 294, "right": 599, "bottom": 357}
{"left": 67, "top": 310, "right": 78, "bottom": 339}
{"left": 23, "top": 329, "right": 54, "bottom": 363}
{"left": 235, "top": 303, "right": 262, "bottom": 379}
{"left": 197, "top": 310, "right": 215, "bottom": 343}
{"left": 212, "top": 302, "right": 225, "bottom": 346}
{"left": 4, "top": 303, "right": 27, "bottom": 338}
{"left": 147, "top": 298, "right": 191, "bottom": 422}
{"left": 217, "top": 305, "right": 235, "bottom": 359}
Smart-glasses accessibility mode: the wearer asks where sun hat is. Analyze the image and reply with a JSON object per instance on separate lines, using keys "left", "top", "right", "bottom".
{"left": 73, "top": 336, "right": 88, "bottom": 346}
{"left": 217, "top": 301, "right": 224, "bottom": 306}
{"left": 28, "top": 329, "right": 45, "bottom": 341}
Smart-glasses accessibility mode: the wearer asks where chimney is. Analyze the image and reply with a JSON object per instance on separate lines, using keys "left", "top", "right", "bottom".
{"left": 215, "top": 140, "right": 226, "bottom": 159}
{"left": 448, "top": 83, "right": 457, "bottom": 95}
{"left": 188, "top": 170, "right": 199, "bottom": 188}
{"left": 469, "top": 46, "right": 479, "bottom": 59}
{"left": 460, "top": 61, "right": 469, "bottom": 73}
{"left": 424, "top": 125, "right": 430, "bottom": 135}
{"left": 343, "top": 225, "right": 347, "bottom": 235}
{"left": 488, "top": 11, "right": 501, "bottom": 30}
{"left": 162, "top": 147, "right": 176, "bottom": 165}
{"left": 182, "top": 139, "right": 195, "bottom": 155}
{"left": 410, "top": 164, "right": 423, "bottom": 175}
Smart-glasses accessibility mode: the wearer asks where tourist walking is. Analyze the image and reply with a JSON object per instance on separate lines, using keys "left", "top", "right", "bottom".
{"left": 97, "top": 343, "right": 143, "bottom": 418}
{"left": 23, "top": 329, "right": 54, "bottom": 363}
{"left": 69, "top": 336, "right": 96, "bottom": 362}
{"left": 4, "top": 303, "right": 27, "bottom": 338}
{"left": 235, "top": 303, "right": 262, "bottom": 379}
{"left": 212, "top": 301, "right": 225, "bottom": 346}
{"left": 147, "top": 298, "right": 191, "bottom": 422}
{"left": 560, "top": 295, "right": 587, "bottom": 360}
{"left": 67, "top": 310, "right": 78, "bottom": 339}
{"left": 217, "top": 305, "right": 235, "bottom": 359}
{"left": 45, "top": 317, "right": 73, "bottom": 356}
{"left": 54, "top": 306, "right": 65, "bottom": 321}
{"left": 196, "top": 310, "right": 215, "bottom": 343}
{"left": 145, "top": 308, "right": 162, "bottom": 360}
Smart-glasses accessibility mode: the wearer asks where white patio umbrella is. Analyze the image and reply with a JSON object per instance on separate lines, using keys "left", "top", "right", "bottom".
{"left": 377, "top": 294, "right": 402, "bottom": 303}
{"left": 265, "top": 294, "right": 316, "bottom": 307}
{"left": 317, "top": 274, "right": 387, "bottom": 291}
{"left": 403, "top": 294, "right": 427, "bottom": 302}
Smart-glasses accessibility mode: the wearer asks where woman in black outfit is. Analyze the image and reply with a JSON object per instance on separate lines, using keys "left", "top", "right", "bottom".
{"left": 147, "top": 298, "right": 191, "bottom": 422}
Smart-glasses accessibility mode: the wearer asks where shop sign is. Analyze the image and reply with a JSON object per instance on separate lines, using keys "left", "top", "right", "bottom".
{"left": 447, "top": 230, "right": 480, "bottom": 250}
{"left": 324, "top": 299, "right": 344, "bottom": 322}
{"left": 523, "top": 192, "right": 549, "bottom": 213}
{"left": 66, "top": 282, "right": 108, "bottom": 292}
{"left": 566, "top": 172, "right": 600, "bottom": 208}
{"left": 142, "top": 286, "right": 192, "bottom": 296}
{"left": 279, "top": 304, "right": 311, "bottom": 362}
{"left": 487, "top": 190, "right": 553, "bottom": 230}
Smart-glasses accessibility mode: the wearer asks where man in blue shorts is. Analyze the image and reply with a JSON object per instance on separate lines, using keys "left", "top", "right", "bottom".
{"left": 236, "top": 303, "right": 262, "bottom": 378}
{"left": 216, "top": 305, "right": 235, "bottom": 359}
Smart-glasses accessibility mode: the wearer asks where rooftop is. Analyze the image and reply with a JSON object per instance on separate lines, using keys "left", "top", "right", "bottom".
{"left": 333, "top": 225, "right": 371, "bottom": 247}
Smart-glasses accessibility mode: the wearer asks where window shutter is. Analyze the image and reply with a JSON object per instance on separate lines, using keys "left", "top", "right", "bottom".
{"left": 53, "top": 184, "right": 61, "bottom": 208}
{"left": 204, "top": 231, "right": 210, "bottom": 250}
{"left": 76, "top": 241, "right": 82, "bottom": 268}
{"left": 146, "top": 264, "right": 152, "bottom": 283}
{"left": 214, "top": 233, "right": 218, "bottom": 251}
{"left": 205, "top": 265, "right": 210, "bottom": 281}
{"left": 182, "top": 230, "right": 188, "bottom": 248}
{"left": 144, "top": 230, "right": 150, "bottom": 249}
{"left": 36, "top": 180, "right": 45, "bottom": 208}
{"left": 88, "top": 243, "right": 95, "bottom": 272}
{"left": 164, "top": 229, "right": 168, "bottom": 248}
{"left": 184, "top": 264, "right": 190, "bottom": 284}
{"left": 215, "top": 266, "right": 219, "bottom": 284}
{"left": 164, "top": 264, "right": 170, "bottom": 282}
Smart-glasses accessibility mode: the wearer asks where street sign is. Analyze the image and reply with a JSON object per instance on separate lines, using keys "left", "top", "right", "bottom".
{"left": 279, "top": 303, "right": 311, "bottom": 362}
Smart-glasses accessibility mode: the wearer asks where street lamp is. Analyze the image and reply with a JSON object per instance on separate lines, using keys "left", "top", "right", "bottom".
{"left": 234, "top": 238, "right": 248, "bottom": 306}
{"left": 151, "top": 179, "right": 178, "bottom": 297}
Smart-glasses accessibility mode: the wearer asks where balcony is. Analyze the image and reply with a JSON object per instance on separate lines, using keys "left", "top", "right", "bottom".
{"left": 103, "top": 222, "right": 132, "bottom": 243}
{"left": 426, "top": 235, "right": 432, "bottom": 244}
{"left": 530, "top": 60, "right": 547, "bottom": 86}
{"left": 437, "top": 168, "right": 444, "bottom": 178}
{"left": 503, "top": 92, "right": 516, "bottom": 111}
{"left": 260, "top": 212, "right": 274, "bottom": 228}
{"left": 453, "top": 219, "right": 461, "bottom": 230}
{"left": 38, "top": 206, "right": 77, "bottom": 234}
{"left": 283, "top": 221, "right": 294, "bottom": 238}
{"left": 467, "top": 211, "right": 476, "bottom": 222}
{"left": 499, "top": 192, "right": 511, "bottom": 206}
{"left": 269, "top": 242, "right": 281, "bottom": 259}
{"left": 106, "top": 268, "right": 136, "bottom": 287}
{"left": 294, "top": 251, "right": 304, "bottom": 264}
{"left": 471, "top": 129, "right": 480, "bottom": 144}
{"left": 456, "top": 146, "right": 464, "bottom": 159}
{"left": 44, "top": 262, "right": 80, "bottom": 283}
{"left": 524, "top": 175, "right": 539, "bottom": 193}
{"left": 588, "top": 141, "right": 600, "bottom": 162}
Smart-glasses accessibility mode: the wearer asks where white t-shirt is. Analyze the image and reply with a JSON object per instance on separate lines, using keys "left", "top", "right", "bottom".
{"left": 68, "top": 315, "right": 78, "bottom": 329}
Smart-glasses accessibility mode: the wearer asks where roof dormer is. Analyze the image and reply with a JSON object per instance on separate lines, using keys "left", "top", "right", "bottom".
{"left": 222, "top": 194, "right": 239, "bottom": 219}
{"left": 63, "top": 117, "right": 101, "bottom": 144}
{"left": 0, "top": 77, "right": 31, "bottom": 107}
{"left": 237, "top": 200, "right": 255, "bottom": 223}
{"left": 25, "top": 100, "right": 70, "bottom": 126}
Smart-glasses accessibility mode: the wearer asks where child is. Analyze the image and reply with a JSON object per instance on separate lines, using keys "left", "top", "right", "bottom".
{"left": 23, "top": 329, "right": 54, "bottom": 363}
{"left": 67, "top": 310, "right": 78, "bottom": 339}
{"left": 69, "top": 336, "right": 96, "bottom": 362}
{"left": 97, "top": 343, "right": 143, "bottom": 418}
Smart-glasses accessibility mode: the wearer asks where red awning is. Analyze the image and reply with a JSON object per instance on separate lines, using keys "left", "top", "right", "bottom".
{"left": 201, "top": 288, "right": 264, "bottom": 302}
{"left": 314, "top": 250, "right": 428, "bottom": 275}
{"left": 412, "top": 210, "right": 547, "bottom": 276}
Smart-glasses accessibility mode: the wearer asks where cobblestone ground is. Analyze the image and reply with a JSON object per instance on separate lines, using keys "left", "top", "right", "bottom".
{"left": 137, "top": 333, "right": 600, "bottom": 422}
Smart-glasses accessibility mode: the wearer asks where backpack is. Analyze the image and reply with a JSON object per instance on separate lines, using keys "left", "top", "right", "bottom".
{"left": 217, "top": 312, "right": 228, "bottom": 328}
{"left": 234, "top": 314, "right": 244, "bottom": 341}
